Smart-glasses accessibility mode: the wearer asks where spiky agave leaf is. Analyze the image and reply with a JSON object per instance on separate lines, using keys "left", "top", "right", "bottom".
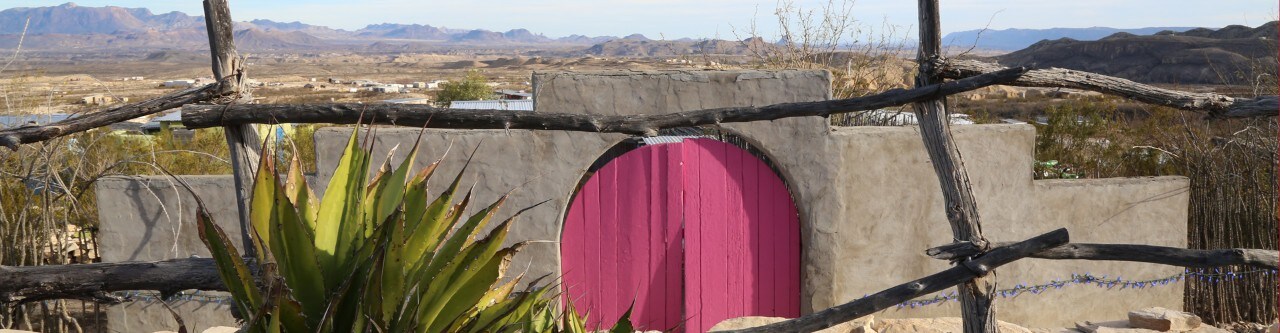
{"left": 196, "top": 205, "right": 261, "bottom": 321}
{"left": 203, "top": 125, "right": 579, "bottom": 333}
{"left": 314, "top": 127, "right": 371, "bottom": 289}
{"left": 283, "top": 155, "right": 318, "bottom": 233}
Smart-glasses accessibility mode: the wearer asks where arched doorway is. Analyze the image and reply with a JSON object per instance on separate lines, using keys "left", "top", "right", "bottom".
{"left": 561, "top": 138, "right": 801, "bottom": 333}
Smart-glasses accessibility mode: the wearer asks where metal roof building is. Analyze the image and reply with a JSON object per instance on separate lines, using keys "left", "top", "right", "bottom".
{"left": 449, "top": 100, "right": 534, "bottom": 111}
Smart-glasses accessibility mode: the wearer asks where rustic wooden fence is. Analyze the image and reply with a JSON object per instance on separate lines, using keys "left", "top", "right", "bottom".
{"left": 0, "top": 1, "right": 1277, "bottom": 332}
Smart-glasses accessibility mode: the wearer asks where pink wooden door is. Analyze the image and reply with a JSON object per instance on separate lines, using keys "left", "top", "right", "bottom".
{"left": 561, "top": 138, "right": 800, "bottom": 333}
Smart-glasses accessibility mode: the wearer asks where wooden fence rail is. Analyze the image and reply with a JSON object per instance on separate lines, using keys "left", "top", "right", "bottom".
{"left": 0, "top": 83, "right": 220, "bottom": 150}
{"left": 179, "top": 67, "right": 1028, "bottom": 133}
{"left": 0, "top": 258, "right": 235, "bottom": 304}
{"left": 938, "top": 59, "right": 1279, "bottom": 118}
{"left": 2, "top": 240, "right": 1273, "bottom": 305}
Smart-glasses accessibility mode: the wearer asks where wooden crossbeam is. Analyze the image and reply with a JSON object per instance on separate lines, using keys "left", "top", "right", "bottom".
{"left": 938, "top": 59, "right": 1278, "bottom": 118}
{"left": 179, "top": 67, "right": 1029, "bottom": 131}
{"left": 0, "top": 84, "right": 220, "bottom": 150}
{"left": 5, "top": 238, "right": 1275, "bottom": 306}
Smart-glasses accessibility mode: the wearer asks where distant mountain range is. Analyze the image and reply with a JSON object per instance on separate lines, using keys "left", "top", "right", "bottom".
{"left": 0, "top": 2, "right": 623, "bottom": 51}
{"left": 993, "top": 22, "right": 1278, "bottom": 84}
{"left": 1, "top": 0, "right": 1275, "bottom": 82}
{"left": 943, "top": 26, "right": 1201, "bottom": 50}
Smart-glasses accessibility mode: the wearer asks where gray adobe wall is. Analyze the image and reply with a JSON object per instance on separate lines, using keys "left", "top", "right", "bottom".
{"left": 95, "top": 176, "right": 241, "bottom": 333}
{"left": 96, "top": 69, "right": 1188, "bottom": 330}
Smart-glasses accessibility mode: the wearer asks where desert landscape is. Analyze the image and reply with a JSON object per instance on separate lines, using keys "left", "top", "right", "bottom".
{"left": 0, "top": 1, "right": 1275, "bottom": 333}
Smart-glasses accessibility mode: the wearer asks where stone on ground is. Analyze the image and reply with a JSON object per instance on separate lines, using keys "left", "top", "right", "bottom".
{"left": 202, "top": 327, "right": 241, "bottom": 333}
{"left": 1128, "top": 307, "right": 1203, "bottom": 331}
{"left": 1184, "top": 325, "right": 1233, "bottom": 333}
{"left": 1030, "top": 328, "right": 1082, "bottom": 333}
{"left": 1077, "top": 320, "right": 1162, "bottom": 333}
{"left": 873, "top": 317, "right": 1030, "bottom": 333}
{"left": 710, "top": 315, "right": 875, "bottom": 333}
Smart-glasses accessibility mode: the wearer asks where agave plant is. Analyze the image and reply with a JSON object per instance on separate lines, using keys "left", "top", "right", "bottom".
{"left": 196, "top": 127, "right": 555, "bottom": 333}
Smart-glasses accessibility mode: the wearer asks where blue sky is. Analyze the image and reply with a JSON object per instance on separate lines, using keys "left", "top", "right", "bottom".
{"left": 3, "top": 0, "right": 1277, "bottom": 39}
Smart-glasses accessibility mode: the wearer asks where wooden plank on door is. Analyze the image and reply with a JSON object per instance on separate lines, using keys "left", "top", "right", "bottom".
{"left": 742, "top": 146, "right": 762, "bottom": 316}
{"left": 598, "top": 161, "right": 620, "bottom": 330}
{"left": 657, "top": 143, "right": 685, "bottom": 331}
{"left": 561, "top": 178, "right": 588, "bottom": 312}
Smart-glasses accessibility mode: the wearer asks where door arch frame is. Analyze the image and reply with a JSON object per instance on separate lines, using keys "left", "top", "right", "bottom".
{"left": 556, "top": 127, "right": 806, "bottom": 331}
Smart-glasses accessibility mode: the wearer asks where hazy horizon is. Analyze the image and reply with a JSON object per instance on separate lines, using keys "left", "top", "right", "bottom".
{"left": 1, "top": 1, "right": 1276, "bottom": 40}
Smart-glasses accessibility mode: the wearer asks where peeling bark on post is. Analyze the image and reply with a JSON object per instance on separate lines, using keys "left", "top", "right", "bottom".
{"left": 204, "top": 0, "right": 261, "bottom": 257}
{"left": 913, "top": 1, "right": 997, "bottom": 333}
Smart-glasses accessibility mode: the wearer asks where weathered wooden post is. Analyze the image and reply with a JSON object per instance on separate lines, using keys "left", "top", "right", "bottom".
{"left": 203, "top": 0, "right": 261, "bottom": 258}
{"left": 912, "top": 1, "right": 998, "bottom": 333}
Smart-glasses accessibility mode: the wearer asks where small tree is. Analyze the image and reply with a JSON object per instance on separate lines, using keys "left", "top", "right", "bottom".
{"left": 436, "top": 71, "right": 492, "bottom": 107}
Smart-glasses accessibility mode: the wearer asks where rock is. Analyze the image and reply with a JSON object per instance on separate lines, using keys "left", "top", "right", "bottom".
{"left": 874, "top": 317, "right": 1030, "bottom": 333}
{"left": 1128, "top": 307, "right": 1202, "bottom": 331}
{"left": 710, "top": 315, "right": 875, "bottom": 333}
{"left": 710, "top": 317, "right": 787, "bottom": 332}
{"left": 202, "top": 327, "right": 241, "bottom": 333}
{"left": 1269, "top": 322, "right": 1278, "bottom": 333}
{"left": 1185, "top": 325, "right": 1233, "bottom": 333}
{"left": 849, "top": 316, "right": 877, "bottom": 333}
{"left": 1076, "top": 320, "right": 1161, "bottom": 333}
{"left": 1031, "top": 328, "right": 1082, "bottom": 333}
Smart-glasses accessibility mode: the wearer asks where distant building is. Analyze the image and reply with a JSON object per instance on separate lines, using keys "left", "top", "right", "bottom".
{"left": 425, "top": 80, "right": 449, "bottom": 89}
{"left": 0, "top": 114, "right": 70, "bottom": 129}
{"left": 381, "top": 98, "right": 432, "bottom": 105}
{"left": 496, "top": 89, "right": 532, "bottom": 100}
{"left": 82, "top": 94, "right": 128, "bottom": 106}
{"left": 162, "top": 80, "right": 195, "bottom": 88}
{"left": 449, "top": 100, "right": 533, "bottom": 111}
{"left": 410, "top": 82, "right": 427, "bottom": 89}
{"left": 142, "top": 110, "right": 184, "bottom": 134}
{"left": 371, "top": 84, "right": 406, "bottom": 93}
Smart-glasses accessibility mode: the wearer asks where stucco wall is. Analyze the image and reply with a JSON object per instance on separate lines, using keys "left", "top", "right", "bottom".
{"left": 812, "top": 126, "right": 1187, "bottom": 327}
{"left": 95, "top": 69, "right": 1189, "bottom": 330}
{"left": 95, "top": 176, "right": 241, "bottom": 332}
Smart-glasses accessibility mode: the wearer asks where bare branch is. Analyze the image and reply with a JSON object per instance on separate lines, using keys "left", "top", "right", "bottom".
{"left": 0, "top": 84, "right": 220, "bottom": 150}
{"left": 937, "top": 59, "right": 1277, "bottom": 118}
